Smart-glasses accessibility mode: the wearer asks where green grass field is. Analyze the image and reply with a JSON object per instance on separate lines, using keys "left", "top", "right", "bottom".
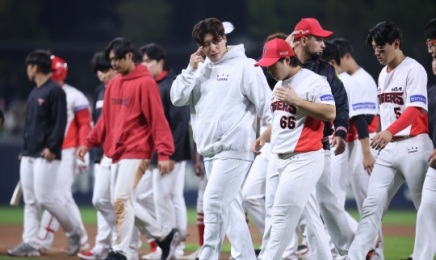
{"left": 0, "top": 207, "right": 428, "bottom": 259}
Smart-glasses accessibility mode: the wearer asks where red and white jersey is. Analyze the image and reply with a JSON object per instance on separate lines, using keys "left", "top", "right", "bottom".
{"left": 377, "top": 57, "right": 428, "bottom": 137}
{"left": 62, "top": 84, "right": 91, "bottom": 148}
{"left": 270, "top": 69, "right": 335, "bottom": 154}
{"left": 340, "top": 72, "right": 379, "bottom": 142}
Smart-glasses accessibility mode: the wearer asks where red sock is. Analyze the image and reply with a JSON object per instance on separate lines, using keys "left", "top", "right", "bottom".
{"left": 149, "top": 240, "right": 157, "bottom": 252}
{"left": 197, "top": 212, "right": 205, "bottom": 246}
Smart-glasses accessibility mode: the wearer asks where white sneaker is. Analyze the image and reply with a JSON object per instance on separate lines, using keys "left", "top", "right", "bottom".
{"left": 142, "top": 247, "right": 162, "bottom": 260}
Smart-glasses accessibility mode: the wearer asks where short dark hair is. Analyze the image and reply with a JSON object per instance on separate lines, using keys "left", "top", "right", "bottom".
{"left": 424, "top": 18, "right": 436, "bottom": 40}
{"left": 192, "top": 18, "right": 225, "bottom": 46}
{"left": 331, "top": 38, "right": 353, "bottom": 58}
{"left": 264, "top": 33, "right": 288, "bottom": 44}
{"left": 25, "top": 50, "right": 52, "bottom": 74}
{"left": 365, "top": 21, "right": 403, "bottom": 49}
{"left": 91, "top": 52, "right": 112, "bottom": 73}
{"left": 321, "top": 41, "right": 341, "bottom": 66}
{"left": 139, "top": 43, "right": 167, "bottom": 62}
{"left": 278, "top": 56, "right": 301, "bottom": 68}
{"left": 104, "top": 37, "right": 135, "bottom": 60}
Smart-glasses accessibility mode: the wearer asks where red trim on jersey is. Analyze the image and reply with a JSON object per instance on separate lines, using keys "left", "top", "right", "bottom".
{"left": 154, "top": 69, "right": 169, "bottom": 82}
{"left": 387, "top": 106, "right": 421, "bottom": 136}
{"left": 63, "top": 108, "right": 92, "bottom": 149}
{"left": 294, "top": 116, "right": 324, "bottom": 152}
{"left": 346, "top": 115, "right": 379, "bottom": 142}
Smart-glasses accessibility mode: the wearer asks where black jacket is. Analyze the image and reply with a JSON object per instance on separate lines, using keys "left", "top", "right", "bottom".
{"left": 302, "top": 58, "right": 349, "bottom": 150}
{"left": 151, "top": 69, "right": 191, "bottom": 163}
{"left": 92, "top": 84, "right": 105, "bottom": 163}
{"left": 22, "top": 79, "right": 67, "bottom": 159}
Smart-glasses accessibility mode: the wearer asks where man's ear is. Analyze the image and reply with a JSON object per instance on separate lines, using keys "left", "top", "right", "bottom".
{"left": 158, "top": 59, "right": 165, "bottom": 68}
{"left": 394, "top": 39, "right": 401, "bottom": 50}
{"left": 125, "top": 52, "right": 133, "bottom": 61}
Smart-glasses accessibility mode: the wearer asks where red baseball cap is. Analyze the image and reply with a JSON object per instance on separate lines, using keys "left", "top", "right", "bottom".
{"left": 293, "top": 18, "right": 333, "bottom": 40}
{"left": 255, "top": 38, "right": 295, "bottom": 67}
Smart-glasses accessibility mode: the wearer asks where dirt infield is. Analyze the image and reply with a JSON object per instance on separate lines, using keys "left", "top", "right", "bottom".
{"left": 0, "top": 224, "right": 414, "bottom": 259}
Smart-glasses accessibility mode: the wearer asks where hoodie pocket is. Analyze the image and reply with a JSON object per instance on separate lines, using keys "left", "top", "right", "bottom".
{"left": 193, "top": 120, "right": 222, "bottom": 153}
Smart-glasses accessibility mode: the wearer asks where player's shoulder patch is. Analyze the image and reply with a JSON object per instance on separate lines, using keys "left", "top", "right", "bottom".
{"left": 410, "top": 94, "right": 426, "bottom": 104}
{"left": 320, "top": 94, "right": 334, "bottom": 101}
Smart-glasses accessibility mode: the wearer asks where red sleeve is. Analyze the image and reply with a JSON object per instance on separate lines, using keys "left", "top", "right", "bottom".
{"left": 387, "top": 106, "right": 421, "bottom": 136}
{"left": 141, "top": 78, "right": 174, "bottom": 161}
{"left": 74, "top": 109, "right": 92, "bottom": 146}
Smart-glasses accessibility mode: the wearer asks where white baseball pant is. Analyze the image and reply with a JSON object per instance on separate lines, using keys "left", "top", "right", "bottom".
{"left": 152, "top": 161, "right": 188, "bottom": 238}
{"left": 20, "top": 156, "right": 79, "bottom": 248}
{"left": 92, "top": 156, "right": 115, "bottom": 258}
{"left": 241, "top": 144, "right": 270, "bottom": 234}
{"left": 197, "top": 158, "right": 256, "bottom": 260}
{"left": 314, "top": 149, "right": 355, "bottom": 256}
{"left": 261, "top": 154, "right": 298, "bottom": 260}
{"left": 260, "top": 149, "right": 332, "bottom": 260}
{"left": 347, "top": 136, "right": 384, "bottom": 260}
{"left": 414, "top": 166, "right": 436, "bottom": 260}
{"left": 348, "top": 134, "right": 433, "bottom": 260}
{"left": 110, "top": 159, "right": 172, "bottom": 260}
{"left": 37, "top": 148, "right": 88, "bottom": 249}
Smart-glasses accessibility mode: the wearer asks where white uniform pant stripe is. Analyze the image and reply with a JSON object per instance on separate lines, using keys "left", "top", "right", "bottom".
{"left": 198, "top": 158, "right": 255, "bottom": 260}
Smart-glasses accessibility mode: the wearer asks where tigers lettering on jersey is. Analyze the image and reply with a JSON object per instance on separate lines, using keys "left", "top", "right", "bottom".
{"left": 271, "top": 101, "right": 297, "bottom": 114}
{"left": 378, "top": 92, "right": 404, "bottom": 105}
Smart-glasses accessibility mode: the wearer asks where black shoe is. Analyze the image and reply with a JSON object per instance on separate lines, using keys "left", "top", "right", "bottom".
{"left": 297, "top": 244, "right": 309, "bottom": 255}
{"left": 103, "top": 250, "right": 127, "bottom": 260}
{"left": 156, "top": 228, "right": 181, "bottom": 260}
{"left": 254, "top": 249, "right": 261, "bottom": 257}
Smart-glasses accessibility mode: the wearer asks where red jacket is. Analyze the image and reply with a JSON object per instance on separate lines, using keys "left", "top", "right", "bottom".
{"left": 84, "top": 65, "right": 174, "bottom": 163}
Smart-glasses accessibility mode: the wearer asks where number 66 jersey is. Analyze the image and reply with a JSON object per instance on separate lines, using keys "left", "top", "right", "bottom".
{"left": 270, "top": 68, "right": 335, "bottom": 154}
{"left": 378, "top": 57, "right": 428, "bottom": 137}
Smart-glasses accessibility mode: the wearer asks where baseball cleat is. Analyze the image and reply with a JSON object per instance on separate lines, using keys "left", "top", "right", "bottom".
{"left": 156, "top": 228, "right": 182, "bottom": 260}
{"left": 142, "top": 247, "right": 162, "bottom": 259}
{"left": 104, "top": 250, "right": 127, "bottom": 260}
{"left": 67, "top": 233, "right": 81, "bottom": 256}
{"left": 8, "top": 242, "right": 40, "bottom": 257}
{"left": 78, "top": 250, "right": 97, "bottom": 260}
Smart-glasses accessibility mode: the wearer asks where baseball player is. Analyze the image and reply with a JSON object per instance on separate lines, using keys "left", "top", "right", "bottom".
{"left": 170, "top": 18, "right": 272, "bottom": 260}
{"left": 78, "top": 52, "right": 118, "bottom": 260}
{"left": 253, "top": 38, "right": 335, "bottom": 260}
{"left": 412, "top": 18, "right": 436, "bottom": 260}
{"left": 241, "top": 32, "right": 300, "bottom": 260}
{"left": 347, "top": 21, "right": 433, "bottom": 260}
{"left": 139, "top": 43, "right": 191, "bottom": 259}
{"left": 36, "top": 55, "right": 91, "bottom": 255}
{"left": 77, "top": 38, "right": 179, "bottom": 260}
{"left": 8, "top": 50, "right": 81, "bottom": 257}
{"left": 286, "top": 18, "right": 353, "bottom": 258}
{"left": 329, "top": 38, "right": 384, "bottom": 259}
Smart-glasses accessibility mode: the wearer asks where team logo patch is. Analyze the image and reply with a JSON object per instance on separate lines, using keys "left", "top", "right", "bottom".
{"left": 410, "top": 95, "right": 426, "bottom": 104}
{"left": 263, "top": 47, "right": 268, "bottom": 55}
{"left": 320, "top": 94, "right": 334, "bottom": 101}
{"left": 352, "top": 102, "right": 376, "bottom": 110}
{"left": 37, "top": 98, "right": 45, "bottom": 106}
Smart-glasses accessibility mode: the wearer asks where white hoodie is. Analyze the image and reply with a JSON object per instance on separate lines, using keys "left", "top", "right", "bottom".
{"left": 171, "top": 44, "right": 272, "bottom": 161}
